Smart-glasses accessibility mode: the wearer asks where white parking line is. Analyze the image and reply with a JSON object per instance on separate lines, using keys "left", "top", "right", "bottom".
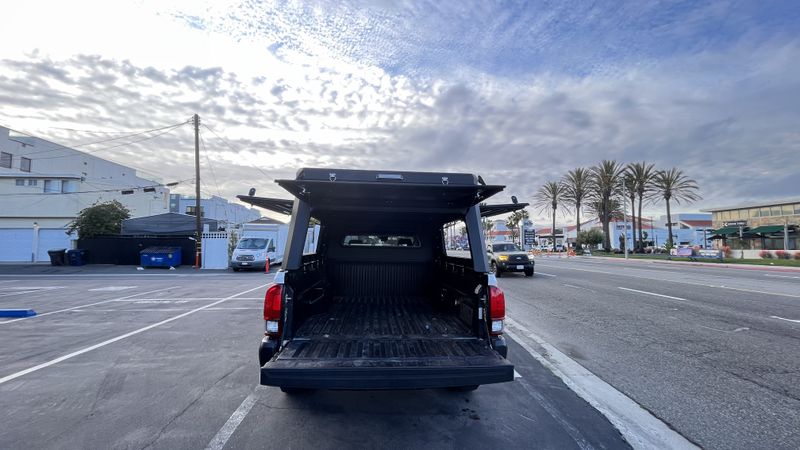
{"left": 764, "top": 274, "right": 800, "bottom": 280}
{"left": 0, "top": 283, "right": 270, "bottom": 385}
{"left": 536, "top": 272, "right": 557, "bottom": 277}
{"left": 618, "top": 287, "right": 688, "bottom": 302}
{"left": 770, "top": 315, "right": 800, "bottom": 323}
{"left": 206, "top": 390, "right": 260, "bottom": 450}
{"left": 563, "top": 283, "right": 596, "bottom": 293}
{"left": 505, "top": 317, "right": 698, "bottom": 450}
{"left": 0, "top": 286, "right": 179, "bottom": 325}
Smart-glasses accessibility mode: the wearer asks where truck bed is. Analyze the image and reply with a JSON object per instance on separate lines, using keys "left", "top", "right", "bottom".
{"left": 295, "top": 296, "right": 471, "bottom": 338}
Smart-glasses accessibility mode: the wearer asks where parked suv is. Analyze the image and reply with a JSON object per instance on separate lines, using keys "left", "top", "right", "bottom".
{"left": 488, "top": 242, "right": 534, "bottom": 277}
{"left": 252, "top": 168, "right": 518, "bottom": 392}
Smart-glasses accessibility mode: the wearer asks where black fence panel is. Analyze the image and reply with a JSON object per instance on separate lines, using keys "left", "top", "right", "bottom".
{"left": 77, "top": 235, "right": 197, "bottom": 265}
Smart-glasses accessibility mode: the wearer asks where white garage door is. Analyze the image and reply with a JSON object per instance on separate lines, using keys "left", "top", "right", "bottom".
{"left": 0, "top": 228, "right": 74, "bottom": 262}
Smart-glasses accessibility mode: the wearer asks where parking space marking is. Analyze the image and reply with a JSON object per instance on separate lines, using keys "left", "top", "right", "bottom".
{"left": 0, "top": 286, "right": 178, "bottom": 325}
{"left": 205, "top": 390, "right": 260, "bottom": 450}
{"left": 536, "top": 272, "right": 557, "bottom": 277}
{"left": 563, "top": 283, "right": 596, "bottom": 293}
{"left": 0, "top": 287, "right": 64, "bottom": 298}
{"left": 0, "top": 283, "right": 270, "bottom": 385}
{"left": 770, "top": 316, "right": 800, "bottom": 324}
{"left": 618, "top": 287, "right": 688, "bottom": 302}
{"left": 89, "top": 286, "right": 138, "bottom": 291}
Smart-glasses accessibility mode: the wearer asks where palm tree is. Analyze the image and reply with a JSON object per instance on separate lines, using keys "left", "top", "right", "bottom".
{"left": 653, "top": 168, "right": 701, "bottom": 248}
{"left": 589, "top": 160, "right": 625, "bottom": 252}
{"left": 561, "top": 168, "right": 590, "bottom": 236}
{"left": 623, "top": 170, "right": 637, "bottom": 253}
{"left": 507, "top": 209, "right": 530, "bottom": 247}
{"left": 534, "top": 181, "right": 565, "bottom": 252}
{"left": 627, "top": 162, "right": 656, "bottom": 251}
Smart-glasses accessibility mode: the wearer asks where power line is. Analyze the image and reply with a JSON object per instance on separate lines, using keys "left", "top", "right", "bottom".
{"left": 31, "top": 123, "right": 187, "bottom": 160}
{"left": 2, "top": 178, "right": 193, "bottom": 196}
{"left": 201, "top": 122, "right": 275, "bottom": 182}
{"left": 3, "top": 119, "right": 191, "bottom": 157}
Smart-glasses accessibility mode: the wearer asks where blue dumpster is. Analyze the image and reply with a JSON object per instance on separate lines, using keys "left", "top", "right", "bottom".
{"left": 140, "top": 247, "right": 181, "bottom": 268}
{"left": 67, "top": 249, "right": 87, "bottom": 266}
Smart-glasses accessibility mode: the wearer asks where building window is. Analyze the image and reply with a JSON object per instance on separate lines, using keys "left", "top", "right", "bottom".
{"left": 62, "top": 180, "right": 77, "bottom": 193}
{"left": 43, "top": 179, "right": 61, "bottom": 193}
{"left": 186, "top": 206, "right": 204, "bottom": 217}
{"left": 760, "top": 207, "right": 771, "bottom": 217}
{"left": 750, "top": 208, "right": 760, "bottom": 218}
{"left": 0, "top": 152, "right": 11, "bottom": 168}
{"left": 15, "top": 179, "right": 25, "bottom": 186}
{"left": 770, "top": 206, "right": 782, "bottom": 217}
{"left": 27, "top": 179, "right": 37, "bottom": 186}
{"left": 20, "top": 157, "right": 31, "bottom": 172}
{"left": 795, "top": 204, "right": 800, "bottom": 215}
{"left": 739, "top": 209, "right": 749, "bottom": 219}
{"left": 780, "top": 205, "right": 793, "bottom": 216}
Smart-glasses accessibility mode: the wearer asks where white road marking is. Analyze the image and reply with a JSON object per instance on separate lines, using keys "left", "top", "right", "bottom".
{"left": 0, "top": 286, "right": 179, "bottom": 325}
{"left": 109, "top": 297, "right": 261, "bottom": 302}
{"left": 0, "top": 280, "right": 19, "bottom": 283}
{"left": 770, "top": 316, "right": 800, "bottom": 323}
{"left": 618, "top": 287, "right": 688, "bottom": 302}
{"left": 538, "top": 263, "right": 800, "bottom": 299}
{"left": 89, "top": 286, "right": 138, "bottom": 291}
{"left": 505, "top": 317, "right": 698, "bottom": 450}
{"left": 0, "top": 283, "right": 270, "bottom": 385}
{"left": 0, "top": 286, "right": 64, "bottom": 298}
{"left": 205, "top": 390, "right": 260, "bottom": 450}
{"left": 698, "top": 325, "right": 749, "bottom": 333}
{"left": 536, "top": 272, "right": 557, "bottom": 277}
{"left": 514, "top": 370, "right": 522, "bottom": 379}
{"left": 562, "top": 283, "right": 596, "bottom": 293}
{"left": 764, "top": 274, "right": 800, "bottom": 280}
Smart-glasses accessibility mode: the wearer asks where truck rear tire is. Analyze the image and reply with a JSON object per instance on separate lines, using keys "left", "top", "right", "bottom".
{"left": 448, "top": 385, "right": 479, "bottom": 392}
{"left": 280, "top": 387, "right": 315, "bottom": 395}
{"left": 524, "top": 268, "right": 534, "bottom": 277}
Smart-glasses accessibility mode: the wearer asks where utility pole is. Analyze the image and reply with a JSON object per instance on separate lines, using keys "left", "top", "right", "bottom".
{"left": 194, "top": 114, "right": 201, "bottom": 268}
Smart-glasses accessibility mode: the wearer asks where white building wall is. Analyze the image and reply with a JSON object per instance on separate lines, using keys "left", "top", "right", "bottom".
{"left": 0, "top": 126, "right": 170, "bottom": 261}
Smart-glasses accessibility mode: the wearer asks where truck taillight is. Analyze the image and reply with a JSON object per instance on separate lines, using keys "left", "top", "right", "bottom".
{"left": 489, "top": 285, "right": 505, "bottom": 335}
{"left": 264, "top": 284, "right": 282, "bottom": 337}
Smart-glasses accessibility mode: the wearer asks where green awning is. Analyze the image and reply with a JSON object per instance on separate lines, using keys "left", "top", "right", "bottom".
{"left": 709, "top": 227, "right": 739, "bottom": 236}
{"left": 749, "top": 225, "right": 787, "bottom": 235}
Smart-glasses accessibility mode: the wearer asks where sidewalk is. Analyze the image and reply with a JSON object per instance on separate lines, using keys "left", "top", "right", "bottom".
{"left": 584, "top": 255, "right": 800, "bottom": 273}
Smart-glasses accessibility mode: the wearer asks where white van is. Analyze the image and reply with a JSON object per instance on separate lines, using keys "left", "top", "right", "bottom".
{"left": 231, "top": 236, "right": 276, "bottom": 271}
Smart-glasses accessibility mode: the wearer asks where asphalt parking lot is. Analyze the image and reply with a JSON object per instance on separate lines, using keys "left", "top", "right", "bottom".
{"left": 0, "top": 266, "right": 630, "bottom": 450}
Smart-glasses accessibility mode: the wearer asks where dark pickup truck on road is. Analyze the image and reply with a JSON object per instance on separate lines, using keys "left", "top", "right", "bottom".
{"left": 244, "top": 168, "right": 526, "bottom": 392}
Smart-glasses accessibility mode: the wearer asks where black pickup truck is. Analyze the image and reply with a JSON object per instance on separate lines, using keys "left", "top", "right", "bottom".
{"left": 241, "top": 168, "right": 526, "bottom": 392}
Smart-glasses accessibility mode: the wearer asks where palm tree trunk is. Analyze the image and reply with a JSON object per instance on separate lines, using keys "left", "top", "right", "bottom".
{"left": 637, "top": 195, "right": 644, "bottom": 251}
{"left": 630, "top": 196, "right": 636, "bottom": 253}
{"left": 666, "top": 199, "right": 673, "bottom": 248}
{"left": 602, "top": 207, "right": 611, "bottom": 252}
{"left": 552, "top": 209, "right": 557, "bottom": 252}
{"left": 576, "top": 202, "right": 581, "bottom": 234}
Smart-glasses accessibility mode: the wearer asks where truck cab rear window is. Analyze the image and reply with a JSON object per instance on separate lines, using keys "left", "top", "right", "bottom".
{"left": 342, "top": 235, "right": 420, "bottom": 247}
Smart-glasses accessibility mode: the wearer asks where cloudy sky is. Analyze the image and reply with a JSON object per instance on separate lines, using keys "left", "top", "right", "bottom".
{"left": 1, "top": 0, "right": 798, "bottom": 224}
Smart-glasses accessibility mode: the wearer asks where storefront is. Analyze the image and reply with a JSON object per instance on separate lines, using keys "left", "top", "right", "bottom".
{"left": 704, "top": 199, "right": 799, "bottom": 250}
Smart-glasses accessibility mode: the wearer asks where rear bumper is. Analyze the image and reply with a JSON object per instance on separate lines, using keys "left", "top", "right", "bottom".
{"left": 231, "top": 261, "right": 267, "bottom": 269}
{"left": 260, "top": 361, "right": 514, "bottom": 390}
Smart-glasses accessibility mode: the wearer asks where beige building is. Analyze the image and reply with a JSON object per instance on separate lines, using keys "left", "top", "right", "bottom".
{"left": 704, "top": 198, "right": 799, "bottom": 250}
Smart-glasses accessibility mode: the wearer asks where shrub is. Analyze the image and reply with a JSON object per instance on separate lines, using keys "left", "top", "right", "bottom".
{"left": 774, "top": 250, "right": 790, "bottom": 260}
{"left": 759, "top": 250, "right": 773, "bottom": 259}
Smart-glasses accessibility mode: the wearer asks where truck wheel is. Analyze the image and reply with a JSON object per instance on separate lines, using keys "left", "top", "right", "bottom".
{"left": 232, "top": 267, "right": 240, "bottom": 272}
{"left": 491, "top": 261, "right": 502, "bottom": 277}
{"left": 280, "top": 387, "right": 314, "bottom": 395}
{"left": 448, "top": 385, "right": 479, "bottom": 392}
{"left": 524, "top": 268, "right": 534, "bottom": 277}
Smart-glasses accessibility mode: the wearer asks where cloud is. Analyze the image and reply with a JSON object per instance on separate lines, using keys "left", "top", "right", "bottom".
{"left": 0, "top": 2, "right": 798, "bottom": 226}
